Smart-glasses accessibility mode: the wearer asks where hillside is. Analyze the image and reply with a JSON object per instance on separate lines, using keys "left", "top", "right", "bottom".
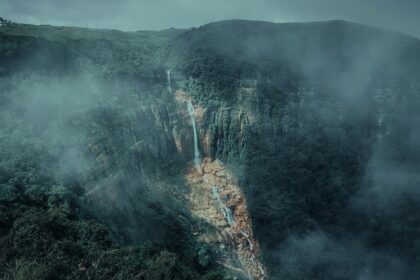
{"left": 1, "top": 19, "right": 420, "bottom": 279}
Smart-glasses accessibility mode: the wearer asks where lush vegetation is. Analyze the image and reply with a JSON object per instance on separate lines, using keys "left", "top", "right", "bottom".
{"left": 0, "top": 23, "right": 224, "bottom": 279}
{"left": 172, "top": 20, "right": 420, "bottom": 279}
{"left": 0, "top": 122, "right": 224, "bottom": 280}
{"left": 2, "top": 19, "right": 420, "bottom": 280}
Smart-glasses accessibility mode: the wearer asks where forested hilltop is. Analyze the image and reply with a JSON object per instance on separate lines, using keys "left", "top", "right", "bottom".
{"left": 1, "top": 19, "right": 420, "bottom": 279}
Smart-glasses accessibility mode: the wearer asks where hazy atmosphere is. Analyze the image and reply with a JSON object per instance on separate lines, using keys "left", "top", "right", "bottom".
{"left": 1, "top": 0, "right": 420, "bottom": 37}
{"left": 1, "top": 1, "right": 420, "bottom": 280}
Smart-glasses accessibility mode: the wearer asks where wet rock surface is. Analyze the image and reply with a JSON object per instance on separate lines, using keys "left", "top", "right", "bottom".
{"left": 186, "top": 158, "right": 266, "bottom": 279}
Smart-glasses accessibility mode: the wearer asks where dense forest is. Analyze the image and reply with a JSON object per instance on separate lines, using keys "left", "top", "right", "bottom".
{"left": 1, "top": 19, "right": 420, "bottom": 279}
{"left": 170, "top": 20, "right": 420, "bottom": 279}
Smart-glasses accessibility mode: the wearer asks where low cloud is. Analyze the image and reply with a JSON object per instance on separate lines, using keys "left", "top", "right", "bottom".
{"left": 275, "top": 231, "right": 413, "bottom": 280}
{"left": 1, "top": 0, "right": 420, "bottom": 38}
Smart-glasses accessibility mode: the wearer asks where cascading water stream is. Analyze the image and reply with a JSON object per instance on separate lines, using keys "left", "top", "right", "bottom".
{"left": 187, "top": 100, "right": 201, "bottom": 170}
{"left": 212, "top": 186, "right": 235, "bottom": 225}
{"left": 240, "top": 230, "right": 254, "bottom": 250}
{"left": 166, "top": 69, "right": 172, "bottom": 93}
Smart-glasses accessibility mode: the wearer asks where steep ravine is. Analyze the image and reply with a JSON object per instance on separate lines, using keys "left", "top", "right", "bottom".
{"left": 169, "top": 70, "right": 410, "bottom": 279}
{"left": 3, "top": 19, "right": 420, "bottom": 279}
{"left": 172, "top": 86, "right": 266, "bottom": 279}
{"left": 185, "top": 159, "right": 266, "bottom": 280}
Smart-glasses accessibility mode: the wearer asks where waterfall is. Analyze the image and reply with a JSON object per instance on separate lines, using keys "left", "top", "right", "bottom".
{"left": 212, "top": 186, "right": 235, "bottom": 226}
{"left": 187, "top": 100, "right": 201, "bottom": 169}
{"left": 240, "top": 230, "right": 254, "bottom": 251}
{"left": 166, "top": 69, "right": 172, "bottom": 93}
{"left": 377, "top": 112, "right": 385, "bottom": 140}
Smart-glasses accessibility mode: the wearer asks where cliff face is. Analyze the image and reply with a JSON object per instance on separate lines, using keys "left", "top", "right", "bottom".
{"left": 168, "top": 21, "right": 420, "bottom": 279}
{"left": 1, "top": 20, "right": 420, "bottom": 279}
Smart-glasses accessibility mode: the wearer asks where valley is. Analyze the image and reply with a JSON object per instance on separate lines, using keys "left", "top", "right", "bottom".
{"left": 1, "top": 19, "right": 420, "bottom": 279}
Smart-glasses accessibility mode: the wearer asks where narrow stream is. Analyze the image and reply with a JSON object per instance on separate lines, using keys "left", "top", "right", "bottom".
{"left": 211, "top": 186, "right": 235, "bottom": 225}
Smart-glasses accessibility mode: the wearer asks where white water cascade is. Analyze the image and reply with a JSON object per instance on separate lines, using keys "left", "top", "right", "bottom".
{"left": 166, "top": 69, "right": 172, "bottom": 93}
{"left": 212, "top": 186, "right": 235, "bottom": 225}
{"left": 187, "top": 100, "right": 201, "bottom": 170}
{"left": 240, "top": 230, "right": 254, "bottom": 251}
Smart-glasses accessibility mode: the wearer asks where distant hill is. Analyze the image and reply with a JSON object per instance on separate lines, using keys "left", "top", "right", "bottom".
{"left": 1, "top": 19, "right": 420, "bottom": 280}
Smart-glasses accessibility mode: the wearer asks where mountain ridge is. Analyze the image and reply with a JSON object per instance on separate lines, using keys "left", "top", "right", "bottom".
{"left": 2, "top": 18, "right": 419, "bottom": 43}
{"left": 1, "top": 17, "right": 420, "bottom": 280}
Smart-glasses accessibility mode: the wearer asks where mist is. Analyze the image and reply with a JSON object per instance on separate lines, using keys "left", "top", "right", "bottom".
{"left": 2, "top": 0, "right": 420, "bottom": 38}
{"left": 1, "top": 10, "right": 420, "bottom": 280}
{"left": 183, "top": 19, "right": 420, "bottom": 279}
{"left": 0, "top": 38, "right": 193, "bottom": 250}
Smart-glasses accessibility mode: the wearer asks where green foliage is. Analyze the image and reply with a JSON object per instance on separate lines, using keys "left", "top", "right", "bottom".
{"left": 195, "top": 243, "right": 211, "bottom": 267}
{"left": 200, "top": 270, "right": 225, "bottom": 280}
{"left": 2, "top": 18, "right": 420, "bottom": 280}
{"left": 0, "top": 166, "right": 222, "bottom": 280}
{"left": 2, "top": 259, "right": 48, "bottom": 280}
{"left": 182, "top": 55, "right": 242, "bottom": 101}
{"left": 0, "top": 125, "right": 222, "bottom": 280}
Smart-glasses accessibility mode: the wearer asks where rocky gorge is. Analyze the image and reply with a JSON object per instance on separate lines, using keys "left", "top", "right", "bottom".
{"left": 1, "top": 19, "right": 420, "bottom": 279}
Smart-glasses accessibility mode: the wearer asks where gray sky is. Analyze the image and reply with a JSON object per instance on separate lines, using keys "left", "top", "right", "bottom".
{"left": 1, "top": 0, "right": 419, "bottom": 38}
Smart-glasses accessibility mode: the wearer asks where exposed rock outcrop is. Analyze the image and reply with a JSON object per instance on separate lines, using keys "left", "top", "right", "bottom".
{"left": 186, "top": 158, "right": 266, "bottom": 279}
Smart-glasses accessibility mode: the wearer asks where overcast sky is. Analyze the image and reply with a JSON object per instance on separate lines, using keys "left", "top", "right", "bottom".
{"left": 1, "top": 0, "right": 419, "bottom": 38}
